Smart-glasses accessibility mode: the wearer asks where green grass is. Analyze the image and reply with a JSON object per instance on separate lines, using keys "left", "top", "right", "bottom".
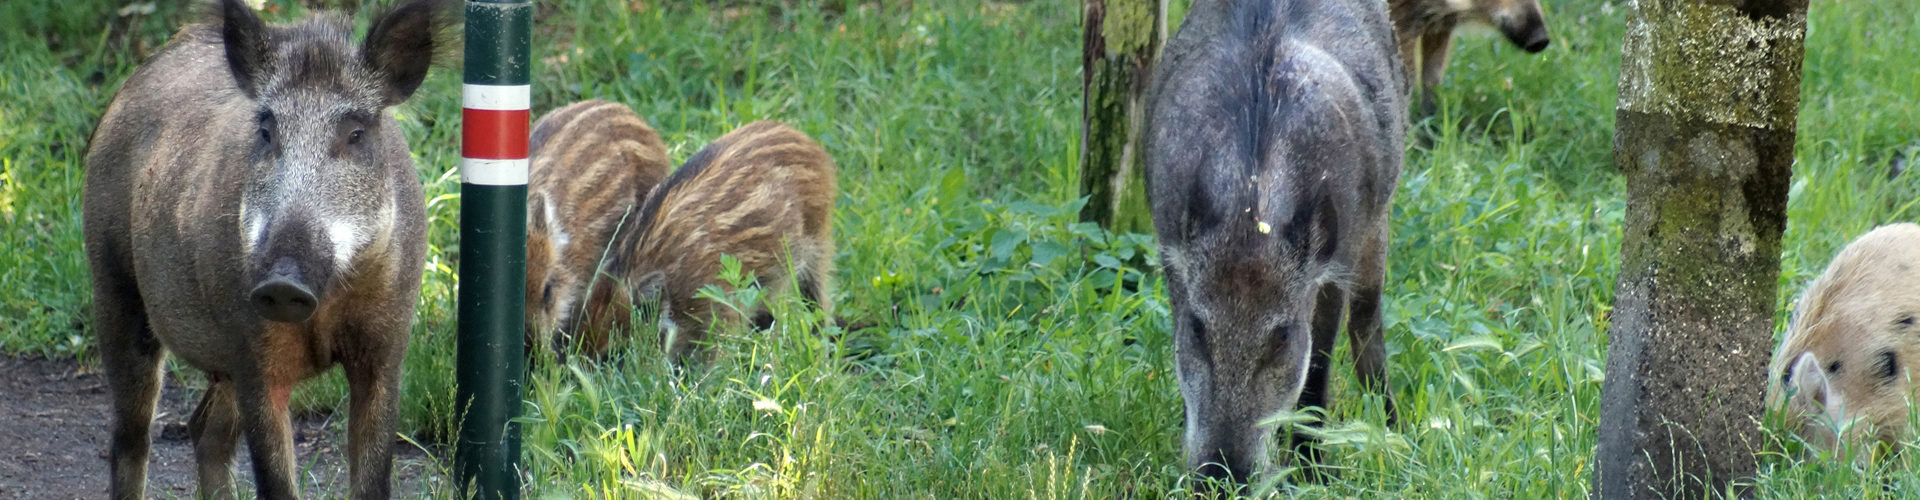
{"left": 3, "top": 0, "right": 1918, "bottom": 497}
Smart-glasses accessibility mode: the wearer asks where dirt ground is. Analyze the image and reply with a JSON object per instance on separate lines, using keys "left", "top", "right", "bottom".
{"left": 0, "top": 355, "right": 444, "bottom": 499}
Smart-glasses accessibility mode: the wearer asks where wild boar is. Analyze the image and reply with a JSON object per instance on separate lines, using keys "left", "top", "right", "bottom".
{"left": 81, "top": 0, "right": 446, "bottom": 497}
{"left": 1145, "top": 0, "right": 1408, "bottom": 485}
{"left": 1390, "top": 0, "right": 1551, "bottom": 115}
{"left": 573, "top": 121, "right": 836, "bottom": 362}
{"left": 1768, "top": 223, "right": 1920, "bottom": 458}
{"left": 525, "top": 100, "right": 671, "bottom": 355}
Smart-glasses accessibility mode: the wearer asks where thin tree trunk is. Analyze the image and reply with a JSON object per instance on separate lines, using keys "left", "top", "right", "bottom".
{"left": 1593, "top": 0, "right": 1808, "bottom": 498}
{"left": 1079, "top": 0, "right": 1164, "bottom": 234}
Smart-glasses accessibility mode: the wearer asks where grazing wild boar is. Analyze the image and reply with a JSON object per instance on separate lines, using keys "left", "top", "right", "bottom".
{"left": 573, "top": 121, "right": 836, "bottom": 362}
{"left": 1145, "top": 0, "right": 1407, "bottom": 485}
{"left": 81, "top": 0, "right": 446, "bottom": 498}
{"left": 1390, "top": 0, "right": 1550, "bottom": 115}
{"left": 525, "top": 100, "right": 671, "bottom": 354}
{"left": 1768, "top": 223, "right": 1920, "bottom": 457}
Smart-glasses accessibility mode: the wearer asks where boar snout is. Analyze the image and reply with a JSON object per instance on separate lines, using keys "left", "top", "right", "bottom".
{"left": 247, "top": 217, "right": 335, "bottom": 323}
{"left": 1516, "top": 26, "right": 1549, "bottom": 53}
{"left": 1188, "top": 441, "right": 1259, "bottom": 486}
{"left": 1502, "top": 8, "right": 1550, "bottom": 53}
{"left": 250, "top": 258, "right": 317, "bottom": 323}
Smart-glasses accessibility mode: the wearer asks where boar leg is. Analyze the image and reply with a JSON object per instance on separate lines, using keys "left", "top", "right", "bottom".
{"left": 236, "top": 375, "right": 299, "bottom": 499}
{"left": 1398, "top": 38, "right": 1423, "bottom": 88}
{"left": 1291, "top": 284, "right": 1348, "bottom": 477}
{"left": 1417, "top": 29, "right": 1455, "bottom": 117}
{"left": 1347, "top": 224, "right": 1397, "bottom": 426}
{"left": 343, "top": 338, "right": 405, "bottom": 500}
{"left": 99, "top": 273, "right": 162, "bottom": 500}
{"left": 187, "top": 379, "right": 241, "bottom": 498}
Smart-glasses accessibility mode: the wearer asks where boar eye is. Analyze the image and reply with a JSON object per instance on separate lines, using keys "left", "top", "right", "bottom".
{"left": 347, "top": 129, "right": 364, "bottom": 145}
{"left": 1879, "top": 350, "right": 1900, "bottom": 381}
{"left": 1270, "top": 323, "right": 1294, "bottom": 348}
{"left": 541, "top": 281, "right": 554, "bottom": 305}
{"left": 1828, "top": 361, "right": 1842, "bottom": 374}
{"left": 1258, "top": 323, "right": 1297, "bottom": 367}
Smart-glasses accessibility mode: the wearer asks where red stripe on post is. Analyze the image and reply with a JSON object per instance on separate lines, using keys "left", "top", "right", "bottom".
{"left": 461, "top": 108, "right": 531, "bottom": 160}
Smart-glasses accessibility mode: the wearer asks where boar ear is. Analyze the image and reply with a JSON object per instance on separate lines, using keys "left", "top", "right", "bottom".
{"left": 1792, "top": 352, "right": 1835, "bottom": 412}
{"left": 220, "top": 0, "right": 273, "bottom": 99}
{"left": 361, "top": 0, "right": 448, "bottom": 106}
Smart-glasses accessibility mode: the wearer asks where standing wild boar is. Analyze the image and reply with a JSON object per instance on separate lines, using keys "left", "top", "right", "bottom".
{"left": 1768, "top": 223, "right": 1920, "bottom": 457}
{"left": 573, "top": 121, "right": 836, "bottom": 362}
{"left": 525, "top": 100, "right": 671, "bottom": 354}
{"left": 1146, "top": 0, "right": 1407, "bottom": 484}
{"left": 82, "top": 0, "right": 445, "bottom": 498}
{"left": 1390, "top": 0, "right": 1550, "bottom": 115}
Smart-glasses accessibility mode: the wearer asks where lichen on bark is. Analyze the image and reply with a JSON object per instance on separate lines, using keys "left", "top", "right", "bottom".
{"left": 1100, "top": 0, "right": 1157, "bottom": 56}
{"left": 1616, "top": 0, "right": 1807, "bottom": 129}
{"left": 1080, "top": 0, "right": 1164, "bottom": 234}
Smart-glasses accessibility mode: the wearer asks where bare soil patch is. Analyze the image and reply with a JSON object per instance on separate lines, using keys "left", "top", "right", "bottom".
{"left": 0, "top": 355, "right": 443, "bottom": 499}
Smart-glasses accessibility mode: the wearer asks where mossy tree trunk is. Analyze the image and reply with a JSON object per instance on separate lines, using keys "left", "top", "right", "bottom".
{"left": 1593, "top": 0, "right": 1808, "bottom": 498}
{"left": 1079, "top": 0, "right": 1163, "bottom": 234}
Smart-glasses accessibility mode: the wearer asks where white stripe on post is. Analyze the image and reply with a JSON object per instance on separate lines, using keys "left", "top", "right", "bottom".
{"left": 462, "top": 84, "right": 532, "bottom": 111}
{"left": 462, "top": 158, "right": 531, "bottom": 186}
{"left": 461, "top": 82, "right": 529, "bottom": 187}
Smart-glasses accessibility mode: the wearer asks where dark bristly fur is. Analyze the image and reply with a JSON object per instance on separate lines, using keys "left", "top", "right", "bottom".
{"left": 574, "top": 121, "right": 837, "bottom": 362}
{"left": 1390, "top": 0, "right": 1550, "bottom": 115}
{"left": 1146, "top": 0, "right": 1406, "bottom": 487}
{"left": 525, "top": 100, "right": 671, "bottom": 356}
{"left": 83, "top": 1, "right": 448, "bottom": 498}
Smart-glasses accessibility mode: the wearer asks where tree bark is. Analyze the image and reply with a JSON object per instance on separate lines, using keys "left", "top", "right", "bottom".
{"left": 1593, "top": 0, "right": 1808, "bottom": 498}
{"left": 1079, "top": 0, "right": 1164, "bottom": 234}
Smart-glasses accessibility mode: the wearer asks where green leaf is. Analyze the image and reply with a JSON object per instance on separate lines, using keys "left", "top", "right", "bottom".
{"left": 1069, "top": 222, "right": 1109, "bottom": 246}
{"left": 1444, "top": 335, "right": 1503, "bottom": 353}
{"left": 1060, "top": 196, "right": 1091, "bottom": 218}
{"left": 1030, "top": 241, "right": 1068, "bottom": 268}
{"left": 717, "top": 254, "right": 744, "bottom": 283}
{"left": 990, "top": 228, "right": 1027, "bottom": 260}
{"left": 1005, "top": 200, "right": 1058, "bottom": 217}
{"left": 937, "top": 166, "right": 969, "bottom": 212}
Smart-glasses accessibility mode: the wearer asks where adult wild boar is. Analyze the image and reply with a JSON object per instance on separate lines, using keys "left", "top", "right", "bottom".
{"left": 1391, "top": 0, "right": 1552, "bottom": 115}
{"left": 1145, "top": 0, "right": 1408, "bottom": 485}
{"left": 82, "top": 0, "right": 447, "bottom": 498}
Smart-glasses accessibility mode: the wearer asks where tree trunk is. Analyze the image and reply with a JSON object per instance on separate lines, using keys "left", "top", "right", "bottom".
{"left": 1079, "top": 0, "right": 1164, "bottom": 234}
{"left": 1593, "top": 0, "right": 1808, "bottom": 498}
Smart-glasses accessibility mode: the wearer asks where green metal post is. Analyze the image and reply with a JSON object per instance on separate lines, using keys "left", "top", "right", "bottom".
{"left": 457, "top": 1, "right": 531, "bottom": 498}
